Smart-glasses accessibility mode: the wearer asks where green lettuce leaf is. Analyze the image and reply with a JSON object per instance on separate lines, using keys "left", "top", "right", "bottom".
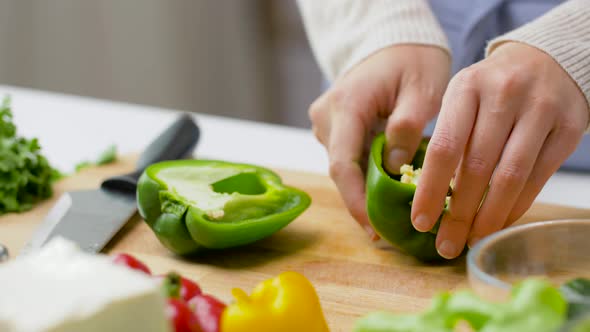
{"left": 354, "top": 279, "right": 567, "bottom": 332}
{"left": 561, "top": 278, "right": 590, "bottom": 322}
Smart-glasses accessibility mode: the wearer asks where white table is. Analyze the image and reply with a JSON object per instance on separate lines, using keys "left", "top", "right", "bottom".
{"left": 2, "top": 84, "right": 590, "bottom": 210}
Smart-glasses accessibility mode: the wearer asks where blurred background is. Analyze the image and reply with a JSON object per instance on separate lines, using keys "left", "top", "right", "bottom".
{"left": 0, "top": 0, "right": 323, "bottom": 128}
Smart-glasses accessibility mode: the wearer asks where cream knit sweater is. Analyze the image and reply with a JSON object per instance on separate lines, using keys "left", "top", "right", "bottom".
{"left": 297, "top": 0, "right": 590, "bottom": 111}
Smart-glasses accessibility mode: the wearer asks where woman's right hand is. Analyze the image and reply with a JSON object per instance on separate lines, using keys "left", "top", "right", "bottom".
{"left": 308, "top": 44, "right": 451, "bottom": 239}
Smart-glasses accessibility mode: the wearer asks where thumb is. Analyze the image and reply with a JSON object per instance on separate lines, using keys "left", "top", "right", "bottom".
{"left": 384, "top": 91, "right": 440, "bottom": 174}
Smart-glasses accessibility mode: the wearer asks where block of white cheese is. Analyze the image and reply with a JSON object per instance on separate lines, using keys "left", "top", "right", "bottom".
{"left": 0, "top": 237, "right": 170, "bottom": 332}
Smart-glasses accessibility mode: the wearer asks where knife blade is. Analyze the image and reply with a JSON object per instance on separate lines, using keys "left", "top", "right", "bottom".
{"left": 19, "top": 113, "right": 200, "bottom": 256}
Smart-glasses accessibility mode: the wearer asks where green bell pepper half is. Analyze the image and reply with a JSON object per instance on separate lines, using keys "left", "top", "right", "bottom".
{"left": 137, "top": 160, "right": 311, "bottom": 255}
{"left": 366, "top": 133, "right": 459, "bottom": 262}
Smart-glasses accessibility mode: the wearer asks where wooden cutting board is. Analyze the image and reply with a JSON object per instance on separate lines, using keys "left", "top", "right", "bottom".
{"left": 2, "top": 156, "right": 590, "bottom": 331}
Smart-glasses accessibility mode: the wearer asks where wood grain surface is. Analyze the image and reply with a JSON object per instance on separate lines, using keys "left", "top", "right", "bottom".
{"left": 2, "top": 156, "right": 590, "bottom": 331}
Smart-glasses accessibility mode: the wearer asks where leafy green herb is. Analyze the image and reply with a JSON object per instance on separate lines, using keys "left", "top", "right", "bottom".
{"left": 74, "top": 161, "right": 92, "bottom": 172}
{"left": 50, "top": 168, "right": 66, "bottom": 182}
{"left": 96, "top": 144, "right": 116, "bottom": 165}
{"left": 75, "top": 144, "right": 117, "bottom": 172}
{"left": 0, "top": 96, "right": 58, "bottom": 214}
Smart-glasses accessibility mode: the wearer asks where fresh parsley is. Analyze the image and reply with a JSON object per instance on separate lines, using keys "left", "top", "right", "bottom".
{"left": 0, "top": 96, "right": 57, "bottom": 214}
{"left": 75, "top": 144, "right": 117, "bottom": 172}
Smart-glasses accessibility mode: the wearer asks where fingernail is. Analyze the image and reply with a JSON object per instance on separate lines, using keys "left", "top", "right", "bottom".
{"left": 364, "top": 225, "right": 376, "bottom": 238}
{"left": 370, "top": 233, "right": 381, "bottom": 242}
{"left": 413, "top": 214, "right": 431, "bottom": 232}
{"left": 468, "top": 237, "right": 481, "bottom": 249}
{"left": 438, "top": 240, "right": 459, "bottom": 259}
{"left": 387, "top": 148, "right": 409, "bottom": 173}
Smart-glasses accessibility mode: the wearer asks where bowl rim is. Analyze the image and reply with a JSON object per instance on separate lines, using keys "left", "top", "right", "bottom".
{"left": 467, "top": 218, "right": 590, "bottom": 291}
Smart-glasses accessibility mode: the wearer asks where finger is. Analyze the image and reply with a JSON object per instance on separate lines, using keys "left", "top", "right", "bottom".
{"left": 384, "top": 87, "right": 441, "bottom": 174}
{"left": 360, "top": 120, "right": 387, "bottom": 173}
{"left": 411, "top": 70, "right": 479, "bottom": 233}
{"left": 434, "top": 99, "right": 515, "bottom": 258}
{"left": 505, "top": 123, "right": 583, "bottom": 226}
{"left": 467, "top": 111, "right": 552, "bottom": 246}
{"left": 328, "top": 110, "right": 377, "bottom": 239}
{"left": 308, "top": 94, "right": 332, "bottom": 146}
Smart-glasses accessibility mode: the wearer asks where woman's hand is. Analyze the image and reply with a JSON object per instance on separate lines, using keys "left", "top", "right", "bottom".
{"left": 309, "top": 45, "right": 450, "bottom": 239}
{"left": 412, "top": 42, "right": 589, "bottom": 259}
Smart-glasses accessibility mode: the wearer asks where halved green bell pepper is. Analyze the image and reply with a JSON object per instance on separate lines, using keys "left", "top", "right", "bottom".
{"left": 137, "top": 160, "right": 311, "bottom": 255}
{"left": 366, "top": 133, "right": 457, "bottom": 262}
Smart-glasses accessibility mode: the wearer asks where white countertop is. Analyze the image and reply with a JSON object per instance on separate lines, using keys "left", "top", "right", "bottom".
{"left": 2, "top": 84, "right": 590, "bottom": 210}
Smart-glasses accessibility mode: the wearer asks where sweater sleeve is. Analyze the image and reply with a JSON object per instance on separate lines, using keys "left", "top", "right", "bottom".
{"left": 295, "top": 0, "right": 450, "bottom": 81}
{"left": 486, "top": 0, "right": 590, "bottom": 115}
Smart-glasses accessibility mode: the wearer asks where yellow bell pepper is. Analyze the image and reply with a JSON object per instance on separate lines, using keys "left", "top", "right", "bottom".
{"left": 221, "top": 271, "right": 330, "bottom": 332}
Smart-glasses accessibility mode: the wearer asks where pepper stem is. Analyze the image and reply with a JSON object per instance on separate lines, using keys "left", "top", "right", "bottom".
{"left": 231, "top": 288, "right": 251, "bottom": 303}
{"left": 162, "top": 272, "right": 182, "bottom": 298}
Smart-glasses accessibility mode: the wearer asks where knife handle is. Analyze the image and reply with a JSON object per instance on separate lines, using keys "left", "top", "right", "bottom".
{"left": 101, "top": 113, "right": 200, "bottom": 193}
{"left": 136, "top": 113, "right": 200, "bottom": 170}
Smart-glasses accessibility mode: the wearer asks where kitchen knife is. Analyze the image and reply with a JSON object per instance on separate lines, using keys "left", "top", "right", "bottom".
{"left": 19, "top": 113, "right": 200, "bottom": 256}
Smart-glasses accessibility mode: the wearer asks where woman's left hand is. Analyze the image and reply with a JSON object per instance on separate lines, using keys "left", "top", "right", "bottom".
{"left": 411, "top": 42, "right": 589, "bottom": 259}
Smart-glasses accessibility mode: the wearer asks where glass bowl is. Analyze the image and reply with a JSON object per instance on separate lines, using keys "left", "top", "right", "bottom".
{"left": 467, "top": 219, "right": 590, "bottom": 301}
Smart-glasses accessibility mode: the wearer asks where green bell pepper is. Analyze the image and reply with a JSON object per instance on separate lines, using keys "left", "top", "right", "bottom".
{"left": 366, "top": 133, "right": 458, "bottom": 262}
{"left": 137, "top": 160, "right": 311, "bottom": 255}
